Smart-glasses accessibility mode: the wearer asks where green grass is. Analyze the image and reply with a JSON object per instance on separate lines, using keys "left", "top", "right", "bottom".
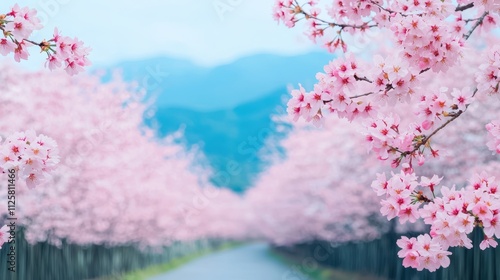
{"left": 270, "top": 249, "right": 386, "bottom": 280}
{"left": 98, "top": 242, "right": 241, "bottom": 280}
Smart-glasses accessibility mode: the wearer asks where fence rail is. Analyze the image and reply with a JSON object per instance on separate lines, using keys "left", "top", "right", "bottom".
{"left": 0, "top": 229, "right": 219, "bottom": 280}
{"left": 276, "top": 228, "right": 500, "bottom": 280}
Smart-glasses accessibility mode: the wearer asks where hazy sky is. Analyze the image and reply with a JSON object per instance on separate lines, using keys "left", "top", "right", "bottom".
{"left": 0, "top": 0, "right": 318, "bottom": 69}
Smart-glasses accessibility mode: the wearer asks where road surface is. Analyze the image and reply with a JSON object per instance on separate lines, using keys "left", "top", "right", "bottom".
{"left": 148, "top": 243, "right": 311, "bottom": 280}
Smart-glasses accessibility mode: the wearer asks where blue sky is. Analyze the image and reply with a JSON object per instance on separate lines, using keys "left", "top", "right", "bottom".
{"left": 0, "top": 0, "right": 318, "bottom": 69}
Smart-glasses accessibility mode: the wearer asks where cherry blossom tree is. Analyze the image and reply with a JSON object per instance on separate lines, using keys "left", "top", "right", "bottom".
{"left": 0, "top": 3, "right": 90, "bottom": 250}
{"left": 245, "top": 117, "right": 391, "bottom": 246}
{"left": 0, "top": 65, "right": 253, "bottom": 248}
{"left": 273, "top": 0, "right": 500, "bottom": 271}
{"left": 0, "top": 3, "right": 90, "bottom": 189}
{"left": 0, "top": 4, "right": 252, "bottom": 253}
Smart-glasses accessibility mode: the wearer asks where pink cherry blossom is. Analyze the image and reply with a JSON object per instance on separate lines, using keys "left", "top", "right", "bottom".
{"left": 0, "top": 4, "right": 90, "bottom": 74}
{"left": 275, "top": 0, "right": 500, "bottom": 271}
{"left": 480, "top": 236, "right": 498, "bottom": 250}
{"left": 0, "top": 225, "right": 8, "bottom": 249}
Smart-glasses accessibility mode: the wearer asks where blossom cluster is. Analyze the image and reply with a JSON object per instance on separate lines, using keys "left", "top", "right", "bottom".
{"left": 476, "top": 45, "right": 500, "bottom": 95}
{"left": 0, "top": 4, "right": 90, "bottom": 75}
{"left": 287, "top": 50, "right": 475, "bottom": 125}
{"left": 287, "top": 55, "right": 377, "bottom": 126}
{"left": 0, "top": 130, "right": 59, "bottom": 189}
{"left": 288, "top": 50, "right": 476, "bottom": 172}
{"left": 273, "top": 0, "right": 297, "bottom": 28}
{"left": 272, "top": 0, "right": 496, "bottom": 56}
{"left": 486, "top": 120, "right": 500, "bottom": 154}
{"left": 278, "top": 0, "right": 500, "bottom": 271}
{"left": 372, "top": 171, "right": 422, "bottom": 223}
{"left": 389, "top": 14, "right": 464, "bottom": 73}
{"left": 45, "top": 28, "right": 91, "bottom": 75}
{"left": 363, "top": 113, "right": 416, "bottom": 167}
{"left": 396, "top": 234, "right": 451, "bottom": 272}
{"left": 273, "top": 0, "right": 376, "bottom": 52}
{"left": 374, "top": 171, "right": 500, "bottom": 271}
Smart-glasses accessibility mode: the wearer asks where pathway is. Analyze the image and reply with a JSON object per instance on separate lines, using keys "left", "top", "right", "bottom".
{"left": 148, "top": 243, "right": 311, "bottom": 280}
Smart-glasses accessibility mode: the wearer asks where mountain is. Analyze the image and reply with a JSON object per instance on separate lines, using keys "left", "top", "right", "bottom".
{"left": 146, "top": 88, "right": 291, "bottom": 193}
{"left": 108, "top": 52, "right": 334, "bottom": 191}
{"left": 106, "top": 52, "right": 335, "bottom": 111}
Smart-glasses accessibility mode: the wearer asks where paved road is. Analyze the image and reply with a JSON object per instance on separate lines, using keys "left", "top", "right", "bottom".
{"left": 148, "top": 243, "right": 311, "bottom": 280}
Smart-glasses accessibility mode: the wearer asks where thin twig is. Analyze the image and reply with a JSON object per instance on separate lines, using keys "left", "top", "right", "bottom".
{"left": 400, "top": 88, "right": 478, "bottom": 157}
{"left": 464, "top": 12, "right": 488, "bottom": 40}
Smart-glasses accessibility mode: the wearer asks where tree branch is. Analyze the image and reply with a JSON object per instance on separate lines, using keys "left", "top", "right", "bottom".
{"left": 400, "top": 88, "right": 478, "bottom": 157}
{"left": 455, "top": 2, "right": 474, "bottom": 12}
{"left": 464, "top": 12, "right": 488, "bottom": 40}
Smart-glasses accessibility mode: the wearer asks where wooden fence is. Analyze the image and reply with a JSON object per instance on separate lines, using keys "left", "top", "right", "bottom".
{"left": 0, "top": 229, "right": 218, "bottom": 280}
{"left": 276, "top": 228, "right": 500, "bottom": 280}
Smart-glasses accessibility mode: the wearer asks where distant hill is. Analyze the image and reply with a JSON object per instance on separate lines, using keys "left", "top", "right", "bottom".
{"left": 108, "top": 52, "right": 334, "bottom": 191}
{"left": 145, "top": 88, "right": 291, "bottom": 192}
{"left": 106, "top": 52, "right": 335, "bottom": 111}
